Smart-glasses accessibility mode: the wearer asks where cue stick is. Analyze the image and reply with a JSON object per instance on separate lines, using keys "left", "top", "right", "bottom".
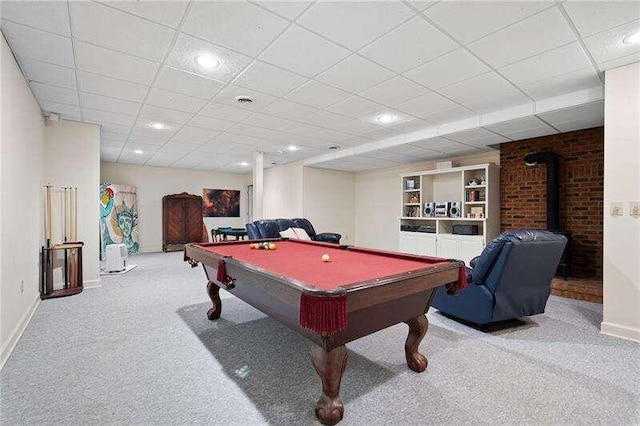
{"left": 62, "top": 188, "right": 67, "bottom": 242}
{"left": 73, "top": 187, "right": 77, "bottom": 241}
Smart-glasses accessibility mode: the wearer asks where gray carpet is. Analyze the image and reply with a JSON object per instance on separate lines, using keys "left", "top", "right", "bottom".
{"left": 1, "top": 251, "right": 638, "bottom": 424}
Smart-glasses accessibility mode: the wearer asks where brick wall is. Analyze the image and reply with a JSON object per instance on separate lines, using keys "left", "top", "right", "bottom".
{"left": 500, "top": 127, "right": 604, "bottom": 278}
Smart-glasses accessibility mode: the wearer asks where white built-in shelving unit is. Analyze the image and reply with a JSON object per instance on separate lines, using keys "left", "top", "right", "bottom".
{"left": 399, "top": 163, "right": 500, "bottom": 265}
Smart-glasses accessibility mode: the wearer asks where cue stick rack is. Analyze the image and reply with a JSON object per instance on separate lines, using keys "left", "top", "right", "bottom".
{"left": 41, "top": 185, "right": 84, "bottom": 299}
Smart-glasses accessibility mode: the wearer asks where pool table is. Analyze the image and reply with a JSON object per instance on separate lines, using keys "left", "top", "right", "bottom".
{"left": 184, "top": 239, "right": 464, "bottom": 425}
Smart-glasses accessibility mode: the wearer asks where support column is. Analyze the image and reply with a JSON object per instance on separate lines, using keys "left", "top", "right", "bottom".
{"left": 252, "top": 151, "right": 264, "bottom": 221}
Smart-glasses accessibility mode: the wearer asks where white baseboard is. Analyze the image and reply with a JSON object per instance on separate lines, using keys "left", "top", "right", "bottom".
{"left": 139, "top": 247, "right": 162, "bottom": 254}
{"left": 0, "top": 294, "right": 40, "bottom": 371}
{"left": 83, "top": 278, "right": 101, "bottom": 289}
{"left": 600, "top": 321, "right": 640, "bottom": 343}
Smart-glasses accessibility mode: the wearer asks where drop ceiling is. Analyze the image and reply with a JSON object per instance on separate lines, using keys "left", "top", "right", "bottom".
{"left": 1, "top": 1, "right": 638, "bottom": 173}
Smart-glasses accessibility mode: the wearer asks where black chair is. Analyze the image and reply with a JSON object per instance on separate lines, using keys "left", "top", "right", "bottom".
{"left": 432, "top": 229, "right": 567, "bottom": 326}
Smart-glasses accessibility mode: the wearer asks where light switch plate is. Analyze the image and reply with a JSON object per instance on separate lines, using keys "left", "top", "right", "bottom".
{"left": 610, "top": 202, "right": 624, "bottom": 216}
{"left": 629, "top": 201, "right": 640, "bottom": 217}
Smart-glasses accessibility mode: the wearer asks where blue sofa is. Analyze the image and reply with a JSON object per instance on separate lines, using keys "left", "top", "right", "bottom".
{"left": 432, "top": 229, "right": 567, "bottom": 326}
{"left": 246, "top": 218, "right": 341, "bottom": 244}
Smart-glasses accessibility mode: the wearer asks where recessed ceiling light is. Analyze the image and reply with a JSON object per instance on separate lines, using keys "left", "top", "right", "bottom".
{"left": 239, "top": 162, "right": 249, "bottom": 166}
{"left": 195, "top": 53, "right": 220, "bottom": 69}
{"left": 376, "top": 114, "right": 397, "bottom": 124}
{"left": 150, "top": 122, "right": 165, "bottom": 130}
{"left": 287, "top": 145, "right": 298, "bottom": 151}
{"left": 623, "top": 30, "right": 640, "bottom": 45}
{"left": 134, "top": 149, "right": 143, "bottom": 154}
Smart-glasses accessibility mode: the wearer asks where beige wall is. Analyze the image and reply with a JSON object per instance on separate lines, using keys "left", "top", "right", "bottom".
{"left": 100, "top": 162, "right": 251, "bottom": 252}
{"left": 602, "top": 62, "right": 640, "bottom": 342}
{"left": 263, "top": 161, "right": 304, "bottom": 219}
{"left": 44, "top": 120, "right": 101, "bottom": 284}
{"left": 0, "top": 35, "right": 45, "bottom": 367}
{"left": 354, "top": 151, "right": 500, "bottom": 250}
{"left": 303, "top": 167, "right": 355, "bottom": 245}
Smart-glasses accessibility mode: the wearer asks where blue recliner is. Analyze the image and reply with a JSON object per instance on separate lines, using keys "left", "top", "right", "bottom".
{"left": 432, "top": 229, "right": 567, "bottom": 326}
{"left": 245, "top": 218, "right": 341, "bottom": 244}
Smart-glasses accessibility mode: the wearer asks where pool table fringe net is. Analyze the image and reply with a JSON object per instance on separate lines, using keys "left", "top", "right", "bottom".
{"left": 208, "top": 249, "right": 467, "bottom": 335}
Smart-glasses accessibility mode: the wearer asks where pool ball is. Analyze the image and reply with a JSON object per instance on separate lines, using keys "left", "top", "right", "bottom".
{"left": 268, "top": 243, "right": 276, "bottom": 250}
{"left": 250, "top": 243, "right": 256, "bottom": 249}
{"left": 321, "top": 254, "right": 330, "bottom": 262}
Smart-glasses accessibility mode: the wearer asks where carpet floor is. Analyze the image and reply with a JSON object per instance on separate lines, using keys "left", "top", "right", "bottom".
{"left": 1, "top": 251, "right": 638, "bottom": 424}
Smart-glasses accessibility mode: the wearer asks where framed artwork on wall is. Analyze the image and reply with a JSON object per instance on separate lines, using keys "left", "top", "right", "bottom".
{"left": 202, "top": 189, "right": 240, "bottom": 217}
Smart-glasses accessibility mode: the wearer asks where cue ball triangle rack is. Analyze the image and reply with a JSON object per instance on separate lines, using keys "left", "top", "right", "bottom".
{"left": 41, "top": 185, "right": 84, "bottom": 300}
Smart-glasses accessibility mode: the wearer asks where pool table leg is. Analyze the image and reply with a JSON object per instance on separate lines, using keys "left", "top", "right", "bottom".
{"left": 206, "top": 281, "right": 222, "bottom": 320}
{"left": 310, "top": 344, "right": 348, "bottom": 426}
{"left": 404, "top": 314, "right": 429, "bottom": 373}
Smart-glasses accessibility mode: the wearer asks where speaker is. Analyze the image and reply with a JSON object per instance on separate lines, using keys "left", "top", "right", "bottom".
{"left": 423, "top": 202, "right": 435, "bottom": 217}
{"left": 449, "top": 201, "right": 461, "bottom": 218}
{"left": 453, "top": 224, "right": 478, "bottom": 235}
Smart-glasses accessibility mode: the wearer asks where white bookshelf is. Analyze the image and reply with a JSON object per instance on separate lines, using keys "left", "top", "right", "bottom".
{"left": 399, "top": 163, "right": 500, "bottom": 265}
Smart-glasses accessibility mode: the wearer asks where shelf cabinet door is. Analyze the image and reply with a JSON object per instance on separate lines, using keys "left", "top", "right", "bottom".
{"left": 399, "top": 232, "right": 417, "bottom": 254}
{"left": 416, "top": 233, "right": 436, "bottom": 256}
{"left": 458, "top": 236, "right": 484, "bottom": 265}
{"left": 436, "top": 235, "right": 458, "bottom": 259}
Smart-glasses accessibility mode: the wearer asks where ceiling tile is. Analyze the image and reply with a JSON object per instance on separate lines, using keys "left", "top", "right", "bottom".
{"left": 424, "top": 1, "right": 553, "bottom": 44}
{"left": 299, "top": 110, "right": 354, "bottom": 129}
{"left": 316, "top": 54, "right": 395, "bottom": 93}
{"left": 69, "top": 1, "right": 174, "bottom": 62}
{"left": 563, "top": 1, "right": 640, "bottom": 38}
{"left": 139, "top": 104, "right": 193, "bottom": 124}
{"left": 234, "top": 61, "right": 308, "bottom": 97}
{"left": 261, "top": 99, "right": 319, "bottom": 120}
{"left": 30, "top": 82, "right": 78, "bottom": 106}
{"left": 100, "top": 145, "right": 121, "bottom": 162}
{"left": 259, "top": 25, "right": 350, "bottom": 77}
{"left": 359, "top": 76, "right": 429, "bottom": 106}
{"left": 77, "top": 71, "right": 148, "bottom": 102}
{"left": 420, "top": 105, "right": 476, "bottom": 125}
{"left": 599, "top": 51, "right": 640, "bottom": 71}
{"left": 285, "top": 80, "right": 350, "bottom": 108}
{"left": 1, "top": 1, "right": 70, "bottom": 36}
{"left": 438, "top": 72, "right": 530, "bottom": 113}
{"left": 38, "top": 100, "right": 81, "bottom": 121}
{"left": 101, "top": 131, "right": 127, "bottom": 142}
{"left": 212, "top": 85, "right": 277, "bottom": 111}
{"left": 19, "top": 57, "right": 76, "bottom": 89}
{"left": 225, "top": 124, "right": 281, "bottom": 141}
{"left": 403, "top": 48, "right": 490, "bottom": 90}
{"left": 395, "top": 91, "right": 457, "bottom": 119}
{"left": 96, "top": 1, "right": 189, "bottom": 28}
{"left": 146, "top": 88, "right": 207, "bottom": 113}
{"left": 79, "top": 92, "right": 140, "bottom": 116}
{"left": 387, "top": 118, "right": 431, "bottom": 134}
{"left": 127, "top": 135, "right": 166, "bottom": 146}
{"left": 583, "top": 20, "right": 640, "bottom": 64}
{"left": 83, "top": 108, "right": 136, "bottom": 127}
{"left": 101, "top": 138, "right": 125, "bottom": 149}
{"left": 484, "top": 116, "right": 557, "bottom": 139}
{"left": 519, "top": 67, "right": 602, "bottom": 100}
{"left": 100, "top": 122, "right": 132, "bottom": 135}
{"left": 242, "top": 113, "right": 297, "bottom": 131}
{"left": 297, "top": 1, "right": 414, "bottom": 50}
{"left": 1, "top": 20, "right": 74, "bottom": 67}
{"left": 255, "top": 2, "right": 312, "bottom": 20}
{"left": 75, "top": 42, "right": 158, "bottom": 85}
{"left": 444, "top": 128, "right": 509, "bottom": 145}
{"left": 183, "top": 2, "right": 288, "bottom": 57}
{"left": 325, "top": 96, "right": 383, "bottom": 118}
{"left": 500, "top": 42, "right": 593, "bottom": 86}
{"left": 468, "top": 8, "right": 576, "bottom": 68}
{"left": 154, "top": 66, "right": 224, "bottom": 100}
{"left": 359, "top": 16, "right": 458, "bottom": 73}
{"left": 166, "top": 33, "right": 252, "bottom": 82}
{"left": 199, "top": 103, "right": 255, "bottom": 122}
{"left": 189, "top": 115, "right": 236, "bottom": 132}
{"left": 537, "top": 101, "right": 604, "bottom": 131}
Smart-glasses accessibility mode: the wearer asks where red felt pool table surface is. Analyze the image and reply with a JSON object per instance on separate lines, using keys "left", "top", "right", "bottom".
{"left": 197, "top": 239, "right": 445, "bottom": 291}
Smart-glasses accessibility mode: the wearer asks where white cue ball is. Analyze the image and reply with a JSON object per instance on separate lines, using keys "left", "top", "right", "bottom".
{"left": 322, "top": 254, "right": 330, "bottom": 262}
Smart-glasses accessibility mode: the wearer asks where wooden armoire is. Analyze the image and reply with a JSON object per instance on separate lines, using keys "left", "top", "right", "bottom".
{"left": 162, "top": 192, "right": 205, "bottom": 252}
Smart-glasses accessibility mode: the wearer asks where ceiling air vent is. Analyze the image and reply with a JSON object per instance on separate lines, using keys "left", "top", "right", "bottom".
{"left": 234, "top": 96, "right": 254, "bottom": 104}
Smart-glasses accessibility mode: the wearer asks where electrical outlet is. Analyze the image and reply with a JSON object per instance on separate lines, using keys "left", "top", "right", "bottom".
{"left": 610, "top": 202, "right": 624, "bottom": 216}
{"left": 20, "top": 280, "right": 24, "bottom": 293}
{"left": 629, "top": 202, "right": 640, "bottom": 217}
